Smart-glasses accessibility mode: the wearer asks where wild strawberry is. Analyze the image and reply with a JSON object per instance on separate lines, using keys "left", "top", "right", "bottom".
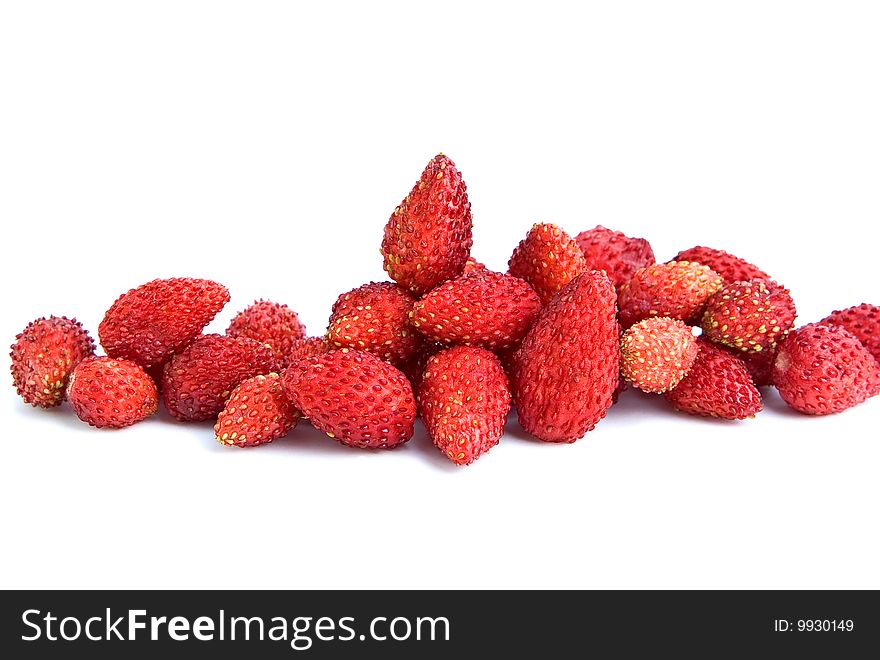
{"left": 618, "top": 261, "right": 723, "bottom": 328}
{"left": 10, "top": 316, "right": 95, "bottom": 408}
{"left": 673, "top": 246, "right": 771, "bottom": 283}
{"left": 282, "top": 349, "right": 416, "bottom": 449}
{"left": 67, "top": 357, "right": 158, "bottom": 428}
{"left": 161, "top": 334, "right": 276, "bottom": 421}
{"left": 508, "top": 223, "right": 587, "bottom": 305}
{"left": 463, "top": 257, "right": 489, "bottom": 274}
{"left": 772, "top": 323, "right": 880, "bottom": 415}
{"left": 419, "top": 346, "right": 511, "bottom": 465}
{"left": 664, "top": 338, "right": 762, "bottom": 420}
{"left": 215, "top": 373, "right": 299, "bottom": 447}
{"left": 620, "top": 317, "right": 698, "bottom": 393}
{"left": 227, "top": 300, "right": 306, "bottom": 368}
{"left": 409, "top": 272, "right": 542, "bottom": 351}
{"left": 701, "top": 279, "right": 796, "bottom": 353}
{"left": 99, "top": 277, "right": 230, "bottom": 371}
{"left": 512, "top": 270, "right": 620, "bottom": 442}
{"left": 325, "top": 282, "right": 420, "bottom": 365}
{"left": 819, "top": 303, "right": 880, "bottom": 363}
{"left": 575, "top": 225, "right": 655, "bottom": 289}
{"left": 286, "top": 337, "right": 331, "bottom": 367}
{"left": 381, "top": 154, "right": 473, "bottom": 295}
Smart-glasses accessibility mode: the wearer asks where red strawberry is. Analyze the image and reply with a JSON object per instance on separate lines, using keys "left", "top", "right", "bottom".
{"left": 674, "top": 246, "right": 771, "bottom": 283}
{"left": 772, "top": 323, "right": 880, "bottom": 415}
{"left": 618, "top": 261, "right": 723, "bottom": 328}
{"left": 701, "top": 279, "right": 796, "bottom": 353}
{"left": 463, "top": 256, "right": 489, "bottom": 274}
{"left": 286, "top": 337, "right": 331, "bottom": 367}
{"left": 381, "top": 154, "right": 473, "bottom": 295}
{"left": 10, "top": 316, "right": 95, "bottom": 408}
{"left": 512, "top": 270, "right": 620, "bottom": 442}
{"left": 819, "top": 303, "right": 880, "bottom": 363}
{"left": 664, "top": 338, "right": 762, "bottom": 420}
{"left": 419, "top": 346, "right": 511, "bottom": 465}
{"left": 575, "top": 225, "right": 655, "bottom": 289}
{"left": 227, "top": 300, "right": 306, "bottom": 368}
{"left": 161, "top": 334, "right": 276, "bottom": 421}
{"left": 67, "top": 357, "right": 158, "bottom": 428}
{"left": 399, "top": 342, "right": 444, "bottom": 399}
{"left": 734, "top": 345, "right": 777, "bottom": 388}
{"left": 620, "top": 317, "right": 698, "bottom": 393}
{"left": 508, "top": 223, "right": 587, "bottom": 305}
{"left": 282, "top": 349, "right": 416, "bottom": 449}
{"left": 409, "top": 272, "right": 542, "bottom": 351}
{"left": 99, "top": 277, "right": 230, "bottom": 371}
{"left": 325, "top": 282, "right": 420, "bottom": 364}
{"left": 215, "top": 373, "right": 299, "bottom": 447}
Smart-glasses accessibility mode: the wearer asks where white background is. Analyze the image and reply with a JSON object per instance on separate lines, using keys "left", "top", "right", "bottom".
{"left": 1, "top": 1, "right": 878, "bottom": 589}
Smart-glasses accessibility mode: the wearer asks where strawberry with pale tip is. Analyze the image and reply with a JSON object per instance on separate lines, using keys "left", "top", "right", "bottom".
{"left": 620, "top": 317, "right": 698, "bottom": 394}
{"left": 618, "top": 261, "right": 723, "bottom": 328}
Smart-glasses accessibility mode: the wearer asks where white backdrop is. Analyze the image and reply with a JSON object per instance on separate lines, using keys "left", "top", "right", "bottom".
{"left": 1, "top": 1, "right": 878, "bottom": 589}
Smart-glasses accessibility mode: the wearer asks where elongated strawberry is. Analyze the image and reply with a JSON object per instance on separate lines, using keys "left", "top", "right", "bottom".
{"left": 618, "top": 261, "right": 723, "bottom": 328}
{"left": 10, "top": 316, "right": 95, "bottom": 408}
{"left": 381, "top": 154, "right": 473, "bottom": 295}
{"left": 227, "top": 300, "right": 306, "bottom": 368}
{"left": 664, "top": 338, "right": 762, "bottom": 420}
{"left": 282, "top": 349, "right": 416, "bottom": 449}
{"left": 215, "top": 373, "right": 299, "bottom": 447}
{"left": 508, "top": 223, "right": 587, "bottom": 305}
{"left": 772, "top": 323, "right": 880, "bottom": 415}
{"left": 674, "top": 246, "right": 771, "bottom": 283}
{"left": 819, "top": 303, "right": 880, "bottom": 363}
{"left": 161, "top": 334, "right": 276, "bottom": 421}
{"left": 419, "top": 346, "right": 511, "bottom": 465}
{"left": 620, "top": 317, "right": 698, "bottom": 393}
{"left": 99, "top": 277, "right": 230, "bottom": 371}
{"left": 512, "top": 270, "right": 620, "bottom": 442}
{"left": 325, "top": 282, "right": 420, "bottom": 364}
{"left": 67, "top": 357, "right": 158, "bottom": 428}
{"left": 575, "top": 225, "right": 655, "bottom": 289}
{"left": 701, "top": 279, "right": 796, "bottom": 353}
{"left": 410, "top": 272, "right": 542, "bottom": 351}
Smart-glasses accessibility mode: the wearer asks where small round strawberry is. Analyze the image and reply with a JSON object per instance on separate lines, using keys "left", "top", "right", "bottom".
{"left": 410, "top": 272, "right": 542, "bottom": 351}
{"left": 463, "top": 256, "right": 489, "bottom": 274}
{"left": 618, "top": 261, "right": 724, "bottom": 328}
{"left": 325, "top": 281, "right": 420, "bottom": 365}
{"left": 512, "top": 270, "right": 620, "bottom": 443}
{"left": 701, "top": 279, "right": 796, "bottom": 353}
{"left": 99, "top": 277, "right": 230, "bottom": 371}
{"left": 161, "top": 334, "right": 277, "bottom": 422}
{"left": 381, "top": 154, "right": 473, "bottom": 295}
{"left": 575, "top": 225, "right": 655, "bottom": 289}
{"left": 282, "top": 349, "right": 416, "bottom": 449}
{"left": 508, "top": 223, "right": 587, "bottom": 305}
{"left": 772, "top": 323, "right": 880, "bottom": 415}
{"left": 620, "top": 317, "right": 698, "bottom": 393}
{"left": 227, "top": 300, "right": 306, "bottom": 368}
{"left": 664, "top": 338, "right": 762, "bottom": 420}
{"left": 67, "top": 357, "right": 158, "bottom": 428}
{"left": 674, "top": 246, "right": 771, "bottom": 283}
{"left": 10, "top": 316, "right": 95, "bottom": 408}
{"left": 419, "top": 347, "right": 511, "bottom": 466}
{"left": 819, "top": 303, "right": 880, "bottom": 363}
{"left": 286, "top": 337, "right": 331, "bottom": 367}
{"left": 215, "top": 373, "right": 299, "bottom": 447}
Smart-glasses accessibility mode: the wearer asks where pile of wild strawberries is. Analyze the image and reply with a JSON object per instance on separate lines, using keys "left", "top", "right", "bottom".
{"left": 10, "top": 155, "right": 880, "bottom": 465}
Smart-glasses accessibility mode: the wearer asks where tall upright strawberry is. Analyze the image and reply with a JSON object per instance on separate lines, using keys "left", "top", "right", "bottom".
{"left": 512, "top": 270, "right": 620, "bottom": 442}
{"left": 381, "top": 154, "right": 473, "bottom": 296}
